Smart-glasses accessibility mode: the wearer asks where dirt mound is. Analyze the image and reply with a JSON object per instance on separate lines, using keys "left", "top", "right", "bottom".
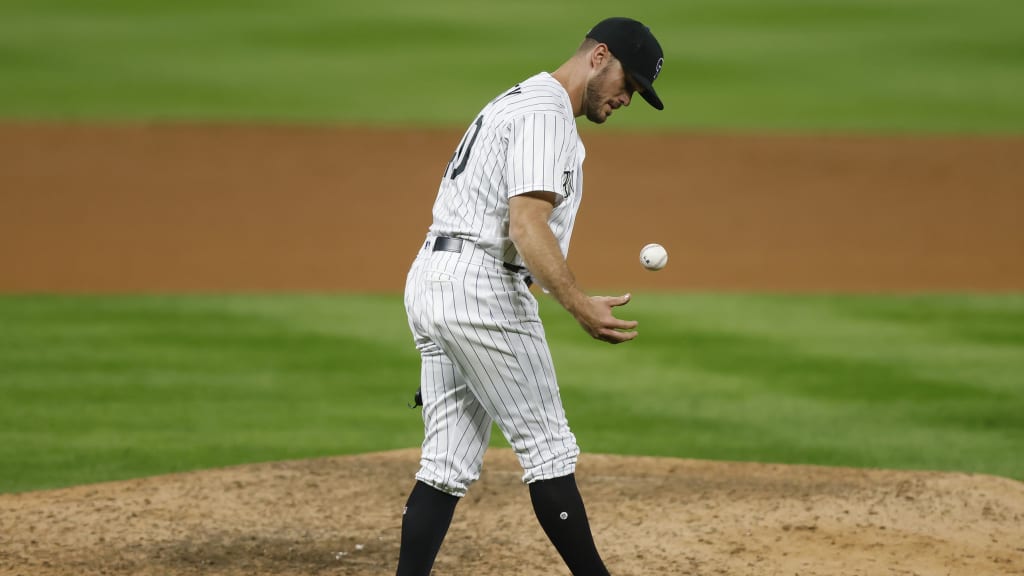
{"left": 2, "top": 449, "right": 1021, "bottom": 575}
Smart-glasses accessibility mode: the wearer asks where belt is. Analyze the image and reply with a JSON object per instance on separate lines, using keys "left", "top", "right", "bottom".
{"left": 431, "top": 236, "right": 532, "bottom": 284}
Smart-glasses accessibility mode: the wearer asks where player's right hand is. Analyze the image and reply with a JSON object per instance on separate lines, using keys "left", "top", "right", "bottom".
{"left": 574, "top": 293, "right": 638, "bottom": 344}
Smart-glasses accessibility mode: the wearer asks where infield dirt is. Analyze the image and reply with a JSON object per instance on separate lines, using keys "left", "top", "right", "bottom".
{"left": 1, "top": 124, "right": 1022, "bottom": 292}
{"left": 0, "top": 124, "right": 1022, "bottom": 575}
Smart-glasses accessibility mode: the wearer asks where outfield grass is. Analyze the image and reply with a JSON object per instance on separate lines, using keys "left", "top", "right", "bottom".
{"left": 2, "top": 1, "right": 1020, "bottom": 498}
{"left": 2, "top": 294, "right": 1021, "bottom": 493}
{"left": 0, "top": 0, "right": 1021, "bottom": 132}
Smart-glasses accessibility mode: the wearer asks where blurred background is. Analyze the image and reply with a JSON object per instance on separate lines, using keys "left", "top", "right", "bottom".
{"left": 1, "top": 0, "right": 1022, "bottom": 131}
{"left": 0, "top": 0, "right": 1022, "bottom": 493}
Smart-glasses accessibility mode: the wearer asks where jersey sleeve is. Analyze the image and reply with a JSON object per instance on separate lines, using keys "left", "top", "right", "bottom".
{"left": 504, "top": 113, "right": 576, "bottom": 204}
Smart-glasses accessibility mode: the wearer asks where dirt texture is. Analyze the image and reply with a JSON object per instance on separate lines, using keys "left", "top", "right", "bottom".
{"left": 1, "top": 449, "right": 1022, "bottom": 576}
{"left": 1, "top": 123, "right": 1022, "bottom": 292}
{"left": 1, "top": 124, "right": 1023, "bottom": 575}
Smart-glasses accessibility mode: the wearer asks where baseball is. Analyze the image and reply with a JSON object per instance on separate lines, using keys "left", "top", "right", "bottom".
{"left": 639, "top": 243, "right": 668, "bottom": 271}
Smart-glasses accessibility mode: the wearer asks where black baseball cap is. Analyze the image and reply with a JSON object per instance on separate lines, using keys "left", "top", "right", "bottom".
{"left": 586, "top": 17, "right": 665, "bottom": 110}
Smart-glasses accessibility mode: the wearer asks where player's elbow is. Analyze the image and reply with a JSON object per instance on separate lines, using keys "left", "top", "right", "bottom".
{"left": 508, "top": 210, "right": 544, "bottom": 248}
{"left": 508, "top": 216, "right": 529, "bottom": 247}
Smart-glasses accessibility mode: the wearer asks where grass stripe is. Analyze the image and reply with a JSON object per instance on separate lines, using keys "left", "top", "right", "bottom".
{"left": 1, "top": 293, "right": 1021, "bottom": 493}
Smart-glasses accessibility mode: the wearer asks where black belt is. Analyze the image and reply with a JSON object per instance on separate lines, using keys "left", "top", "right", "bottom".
{"left": 431, "top": 236, "right": 466, "bottom": 253}
{"left": 431, "top": 237, "right": 532, "bottom": 282}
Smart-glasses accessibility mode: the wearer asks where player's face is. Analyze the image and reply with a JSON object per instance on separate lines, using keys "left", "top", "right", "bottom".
{"left": 583, "top": 59, "right": 638, "bottom": 124}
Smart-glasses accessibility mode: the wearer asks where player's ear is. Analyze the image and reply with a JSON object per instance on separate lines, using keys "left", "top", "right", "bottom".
{"left": 590, "top": 43, "right": 610, "bottom": 69}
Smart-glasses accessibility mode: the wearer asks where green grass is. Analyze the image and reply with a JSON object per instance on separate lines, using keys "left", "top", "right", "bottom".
{"left": 0, "top": 0, "right": 1021, "bottom": 132}
{"left": 2, "top": 293, "right": 1022, "bottom": 493}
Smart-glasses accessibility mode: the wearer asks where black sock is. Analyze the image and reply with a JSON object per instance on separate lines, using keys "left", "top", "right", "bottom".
{"left": 529, "top": 474, "right": 610, "bottom": 576}
{"left": 395, "top": 481, "right": 460, "bottom": 576}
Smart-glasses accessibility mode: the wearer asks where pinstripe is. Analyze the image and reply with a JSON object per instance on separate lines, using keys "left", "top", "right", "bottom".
{"left": 484, "top": 270, "right": 561, "bottom": 462}
{"left": 405, "top": 72, "right": 584, "bottom": 496}
{"left": 409, "top": 249, "right": 579, "bottom": 492}
{"left": 430, "top": 73, "right": 582, "bottom": 268}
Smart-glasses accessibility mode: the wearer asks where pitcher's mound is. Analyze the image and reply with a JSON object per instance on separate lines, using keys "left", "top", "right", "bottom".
{"left": 2, "top": 449, "right": 1022, "bottom": 575}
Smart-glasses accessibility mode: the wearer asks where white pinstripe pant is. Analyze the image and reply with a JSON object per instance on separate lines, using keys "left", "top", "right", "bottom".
{"left": 404, "top": 237, "right": 579, "bottom": 497}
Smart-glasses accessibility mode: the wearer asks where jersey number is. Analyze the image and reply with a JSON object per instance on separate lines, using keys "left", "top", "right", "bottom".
{"left": 446, "top": 115, "right": 483, "bottom": 180}
{"left": 444, "top": 86, "right": 521, "bottom": 180}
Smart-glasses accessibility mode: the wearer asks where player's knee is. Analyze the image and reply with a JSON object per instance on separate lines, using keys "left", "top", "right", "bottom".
{"left": 414, "top": 476, "right": 470, "bottom": 498}
{"left": 518, "top": 444, "right": 580, "bottom": 484}
{"left": 415, "top": 460, "right": 483, "bottom": 498}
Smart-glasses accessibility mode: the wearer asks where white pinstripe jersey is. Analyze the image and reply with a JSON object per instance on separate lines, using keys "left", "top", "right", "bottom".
{"left": 428, "top": 72, "right": 585, "bottom": 268}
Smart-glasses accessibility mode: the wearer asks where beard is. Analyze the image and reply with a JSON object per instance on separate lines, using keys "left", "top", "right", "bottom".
{"left": 583, "top": 65, "right": 613, "bottom": 124}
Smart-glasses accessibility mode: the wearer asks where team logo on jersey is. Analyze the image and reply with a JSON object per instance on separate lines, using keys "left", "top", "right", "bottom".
{"left": 562, "top": 170, "right": 575, "bottom": 198}
{"left": 654, "top": 57, "right": 664, "bottom": 81}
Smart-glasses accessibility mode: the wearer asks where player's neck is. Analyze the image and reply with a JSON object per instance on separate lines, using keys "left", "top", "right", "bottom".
{"left": 550, "top": 60, "right": 587, "bottom": 118}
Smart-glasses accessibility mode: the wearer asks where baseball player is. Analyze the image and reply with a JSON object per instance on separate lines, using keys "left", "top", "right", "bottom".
{"left": 397, "top": 17, "right": 665, "bottom": 576}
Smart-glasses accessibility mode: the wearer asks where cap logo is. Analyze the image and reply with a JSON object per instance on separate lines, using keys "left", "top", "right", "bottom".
{"left": 654, "top": 57, "right": 664, "bottom": 81}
